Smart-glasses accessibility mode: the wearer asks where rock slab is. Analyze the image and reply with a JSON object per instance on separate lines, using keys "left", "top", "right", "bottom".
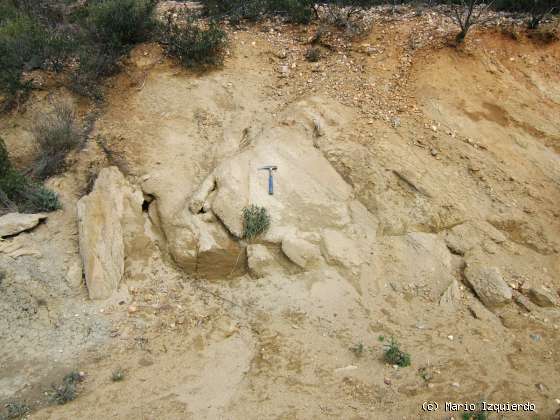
{"left": 464, "top": 263, "right": 512, "bottom": 307}
{"left": 77, "top": 167, "right": 142, "bottom": 300}
{"left": 0, "top": 213, "right": 47, "bottom": 238}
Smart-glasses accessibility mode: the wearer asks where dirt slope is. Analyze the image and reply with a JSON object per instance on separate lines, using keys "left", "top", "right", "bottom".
{"left": 1, "top": 10, "right": 559, "bottom": 420}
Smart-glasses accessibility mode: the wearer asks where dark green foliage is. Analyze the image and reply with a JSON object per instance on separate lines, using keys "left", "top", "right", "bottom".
{"left": 32, "top": 102, "right": 82, "bottom": 179}
{"left": 0, "top": 137, "right": 61, "bottom": 214}
{"left": 242, "top": 205, "right": 271, "bottom": 239}
{"left": 383, "top": 337, "right": 411, "bottom": 367}
{"left": 85, "top": 0, "right": 156, "bottom": 49}
{"left": 159, "top": 11, "right": 227, "bottom": 68}
{"left": 462, "top": 411, "right": 488, "bottom": 420}
{"left": 0, "top": 13, "right": 47, "bottom": 99}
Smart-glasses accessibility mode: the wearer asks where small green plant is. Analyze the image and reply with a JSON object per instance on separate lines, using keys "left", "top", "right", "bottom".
{"left": 159, "top": 11, "right": 227, "bottom": 68}
{"left": 383, "top": 337, "right": 411, "bottom": 367}
{"left": 50, "top": 371, "right": 83, "bottom": 405}
{"left": 111, "top": 368, "right": 125, "bottom": 382}
{"left": 349, "top": 342, "right": 365, "bottom": 357}
{"left": 32, "top": 102, "right": 82, "bottom": 179}
{"left": 3, "top": 401, "right": 30, "bottom": 419}
{"left": 242, "top": 205, "right": 271, "bottom": 239}
{"left": 305, "top": 46, "right": 321, "bottom": 62}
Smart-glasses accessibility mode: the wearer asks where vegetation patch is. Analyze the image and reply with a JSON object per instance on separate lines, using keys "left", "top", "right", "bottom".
{"left": 32, "top": 102, "right": 83, "bottom": 179}
{"left": 383, "top": 337, "right": 411, "bottom": 367}
{"left": 242, "top": 205, "right": 271, "bottom": 239}
{"left": 0, "top": 138, "right": 60, "bottom": 214}
{"left": 111, "top": 368, "right": 125, "bottom": 382}
{"left": 50, "top": 371, "right": 83, "bottom": 405}
{"left": 158, "top": 10, "right": 227, "bottom": 68}
{"left": 1, "top": 401, "right": 30, "bottom": 419}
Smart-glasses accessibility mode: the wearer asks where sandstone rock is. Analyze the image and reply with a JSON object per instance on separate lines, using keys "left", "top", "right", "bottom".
{"left": 0, "top": 213, "right": 47, "bottom": 238}
{"left": 321, "top": 229, "right": 363, "bottom": 269}
{"left": 77, "top": 167, "right": 142, "bottom": 300}
{"left": 247, "top": 244, "right": 276, "bottom": 278}
{"left": 281, "top": 235, "right": 322, "bottom": 269}
{"left": 523, "top": 284, "right": 558, "bottom": 308}
{"left": 464, "top": 263, "right": 512, "bottom": 307}
{"left": 444, "top": 220, "right": 507, "bottom": 256}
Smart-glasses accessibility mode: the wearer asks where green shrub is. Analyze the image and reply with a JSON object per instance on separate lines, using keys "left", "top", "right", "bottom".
{"left": 242, "top": 205, "right": 271, "bottom": 239}
{"left": 0, "top": 137, "right": 61, "bottom": 214}
{"left": 85, "top": 0, "right": 156, "bottom": 49}
{"left": 201, "top": 0, "right": 314, "bottom": 23}
{"left": 32, "top": 102, "right": 82, "bottom": 179}
{"left": 383, "top": 337, "right": 411, "bottom": 367}
{"left": 159, "top": 12, "right": 227, "bottom": 68}
{"left": 0, "top": 13, "right": 47, "bottom": 98}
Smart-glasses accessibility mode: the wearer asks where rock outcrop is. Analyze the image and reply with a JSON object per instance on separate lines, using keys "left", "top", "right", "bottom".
{"left": 247, "top": 244, "right": 276, "bottom": 278}
{"left": 0, "top": 213, "right": 47, "bottom": 238}
{"left": 464, "top": 263, "right": 512, "bottom": 308}
{"left": 77, "top": 167, "right": 143, "bottom": 300}
{"left": 281, "top": 233, "right": 322, "bottom": 269}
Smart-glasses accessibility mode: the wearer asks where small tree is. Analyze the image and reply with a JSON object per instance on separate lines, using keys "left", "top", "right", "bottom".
{"left": 448, "top": 0, "right": 496, "bottom": 43}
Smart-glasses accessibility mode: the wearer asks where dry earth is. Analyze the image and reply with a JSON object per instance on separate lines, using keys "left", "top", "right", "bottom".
{"left": 1, "top": 7, "right": 560, "bottom": 420}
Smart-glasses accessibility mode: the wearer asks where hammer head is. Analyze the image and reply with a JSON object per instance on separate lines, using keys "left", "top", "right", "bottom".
{"left": 259, "top": 165, "right": 277, "bottom": 172}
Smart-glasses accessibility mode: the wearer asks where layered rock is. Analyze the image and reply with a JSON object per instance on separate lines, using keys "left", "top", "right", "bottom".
{"left": 77, "top": 167, "right": 143, "bottom": 300}
{"left": 464, "top": 263, "right": 512, "bottom": 308}
{"left": 0, "top": 213, "right": 47, "bottom": 238}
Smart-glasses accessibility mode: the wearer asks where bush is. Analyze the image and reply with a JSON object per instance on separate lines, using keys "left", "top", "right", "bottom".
{"left": 3, "top": 401, "right": 30, "bottom": 419}
{"left": 32, "top": 102, "right": 82, "bottom": 179}
{"left": 242, "top": 205, "right": 271, "bottom": 239}
{"left": 0, "top": 13, "right": 48, "bottom": 98}
{"left": 383, "top": 337, "right": 411, "bottom": 367}
{"left": 85, "top": 0, "right": 156, "bottom": 49}
{"left": 159, "top": 11, "right": 227, "bottom": 68}
{"left": 0, "top": 137, "right": 61, "bottom": 214}
{"left": 70, "top": 46, "right": 121, "bottom": 99}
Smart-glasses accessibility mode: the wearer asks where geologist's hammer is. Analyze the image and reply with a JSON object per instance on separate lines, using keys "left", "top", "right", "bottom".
{"left": 259, "top": 165, "right": 278, "bottom": 195}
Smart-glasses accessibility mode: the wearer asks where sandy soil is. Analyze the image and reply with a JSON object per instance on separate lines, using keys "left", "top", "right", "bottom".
{"left": 1, "top": 8, "right": 559, "bottom": 420}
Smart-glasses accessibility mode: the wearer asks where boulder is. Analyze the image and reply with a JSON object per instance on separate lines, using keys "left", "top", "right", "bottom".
{"left": 523, "top": 284, "right": 558, "bottom": 308}
{"left": 281, "top": 234, "right": 322, "bottom": 269}
{"left": 247, "top": 244, "right": 276, "bottom": 278}
{"left": 0, "top": 213, "right": 47, "bottom": 238}
{"left": 464, "top": 263, "right": 512, "bottom": 307}
{"left": 77, "top": 167, "right": 142, "bottom": 300}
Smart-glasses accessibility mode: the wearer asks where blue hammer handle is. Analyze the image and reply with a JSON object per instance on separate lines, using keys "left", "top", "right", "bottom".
{"left": 268, "top": 172, "right": 273, "bottom": 195}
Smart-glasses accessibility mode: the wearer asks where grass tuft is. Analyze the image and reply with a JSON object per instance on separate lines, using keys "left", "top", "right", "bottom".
{"left": 50, "top": 371, "right": 83, "bottom": 405}
{"left": 111, "top": 368, "right": 125, "bottom": 382}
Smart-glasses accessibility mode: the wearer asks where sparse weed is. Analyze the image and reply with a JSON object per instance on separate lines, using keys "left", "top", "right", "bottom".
{"left": 305, "top": 46, "right": 321, "bottom": 62}
{"left": 50, "top": 371, "right": 83, "bottom": 405}
{"left": 3, "top": 401, "right": 30, "bottom": 419}
{"left": 349, "top": 342, "right": 366, "bottom": 357}
{"left": 32, "top": 102, "right": 82, "bottom": 179}
{"left": 111, "top": 368, "right": 125, "bottom": 382}
{"left": 462, "top": 411, "right": 488, "bottom": 420}
{"left": 242, "top": 205, "right": 271, "bottom": 239}
{"left": 383, "top": 337, "right": 411, "bottom": 367}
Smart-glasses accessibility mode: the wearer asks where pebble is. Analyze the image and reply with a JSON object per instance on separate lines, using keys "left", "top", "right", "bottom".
{"left": 431, "top": 148, "right": 438, "bottom": 156}
{"left": 128, "top": 305, "right": 138, "bottom": 314}
{"left": 447, "top": 335, "right": 454, "bottom": 341}
{"left": 530, "top": 334, "right": 541, "bottom": 342}
{"left": 555, "top": 399, "right": 560, "bottom": 404}
{"left": 451, "top": 382, "right": 460, "bottom": 388}
{"left": 384, "top": 377, "right": 391, "bottom": 385}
